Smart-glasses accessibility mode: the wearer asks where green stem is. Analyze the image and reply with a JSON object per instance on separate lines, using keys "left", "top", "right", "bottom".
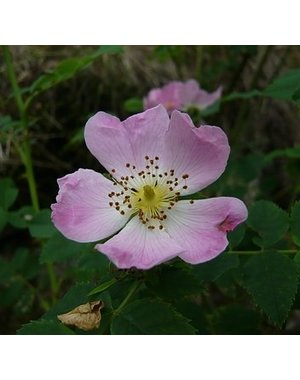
{"left": 228, "top": 249, "right": 298, "bottom": 255}
{"left": 3, "top": 45, "right": 58, "bottom": 304}
{"left": 13, "top": 139, "right": 40, "bottom": 212}
{"left": 114, "top": 281, "right": 140, "bottom": 316}
{"left": 2, "top": 46, "right": 26, "bottom": 123}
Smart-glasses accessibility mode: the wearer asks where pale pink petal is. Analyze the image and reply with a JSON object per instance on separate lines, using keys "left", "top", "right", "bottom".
{"left": 122, "top": 105, "right": 169, "bottom": 170}
{"left": 161, "top": 111, "right": 230, "bottom": 195}
{"left": 84, "top": 111, "right": 135, "bottom": 177}
{"left": 144, "top": 82, "right": 184, "bottom": 112}
{"left": 51, "top": 169, "right": 129, "bottom": 242}
{"left": 165, "top": 197, "right": 248, "bottom": 264}
{"left": 180, "top": 79, "right": 200, "bottom": 105}
{"left": 84, "top": 106, "right": 170, "bottom": 177}
{"left": 96, "top": 216, "right": 184, "bottom": 269}
{"left": 143, "top": 89, "right": 164, "bottom": 110}
{"left": 194, "top": 86, "right": 222, "bottom": 109}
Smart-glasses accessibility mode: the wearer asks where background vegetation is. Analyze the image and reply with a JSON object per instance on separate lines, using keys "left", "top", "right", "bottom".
{"left": 1, "top": 45, "right": 300, "bottom": 334}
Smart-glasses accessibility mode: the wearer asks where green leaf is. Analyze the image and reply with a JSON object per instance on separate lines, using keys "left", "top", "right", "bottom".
{"left": 0, "top": 178, "right": 18, "bottom": 210}
{"left": 291, "top": 201, "right": 300, "bottom": 247}
{"left": 8, "top": 205, "right": 35, "bottom": 229}
{"left": 27, "top": 46, "right": 123, "bottom": 98}
{"left": 265, "top": 147, "right": 300, "bottom": 161}
{"left": 111, "top": 298, "right": 197, "bottom": 334}
{"left": 123, "top": 97, "right": 143, "bottom": 112}
{"left": 211, "top": 304, "right": 260, "bottom": 334}
{"left": 43, "top": 283, "right": 96, "bottom": 320}
{"left": 228, "top": 223, "right": 246, "bottom": 249}
{"left": 191, "top": 252, "right": 239, "bottom": 282}
{"left": 247, "top": 200, "right": 289, "bottom": 247}
{"left": 293, "top": 253, "right": 300, "bottom": 274}
{"left": 40, "top": 231, "right": 93, "bottom": 263}
{"left": 88, "top": 278, "right": 118, "bottom": 296}
{"left": 242, "top": 251, "right": 299, "bottom": 326}
{"left": 264, "top": 69, "right": 300, "bottom": 102}
{"left": 222, "top": 89, "right": 262, "bottom": 102}
{"left": 17, "top": 320, "right": 75, "bottom": 335}
{"left": 292, "top": 87, "right": 300, "bottom": 105}
{"left": 0, "top": 207, "right": 7, "bottom": 231}
{"left": 0, "top": 248, "right": 39, "bottom": 285}
{"left": 173, "top": 300, "right": 208, "bottom": 334}
{"left": 28, "top": 209, "right": 56, "bottom": 238}
{"left": 146, "top": 266, "right": 203, "bottom": 301}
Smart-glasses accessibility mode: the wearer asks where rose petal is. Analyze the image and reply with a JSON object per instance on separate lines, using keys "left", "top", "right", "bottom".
{"left": 85, "top": 106, "right": 169, "bottom": 176}
{"left": 96, "top": 216, "right": 184, "bottom": 269}
{"left": 51, "top": 169, "right": 128, "bottom": 242}
{"left": 180, "top": 79, "right": 201, "bottom": 105}
{"left": 123, "top": 105, "right": 170, "bottom": 170}
{"left": 161, "top": 111, "right": 230, "bottom": 195}
{"left": 165, "top": 197, "right": 248, "bottom": 264}
{"left": 84, "top": 112, "right": 136, "bottom": 177}
{"left": 144, "top": 82, "right": 184, "bottom": 112}
{"left": 194, "top": 86, "right": 222, "bottom": 109}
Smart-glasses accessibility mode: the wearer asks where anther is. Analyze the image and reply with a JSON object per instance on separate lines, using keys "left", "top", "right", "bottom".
{"left": 190, "top": 200, "right": 194, "bottom": 204}
{"left": 126, "top": 163, "right": 130, "bottom": 168}
{"left": 120, "top": 210, "right": 125, "bottom": 215}
{"left": 145, "top": 155, "right": 149, "bottom": 160}
{"left": 183, "top": 185, "right": 188, "bottom": 189}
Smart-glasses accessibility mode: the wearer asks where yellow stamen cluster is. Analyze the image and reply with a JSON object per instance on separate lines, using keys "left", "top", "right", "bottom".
{"left": 107, "top": 155, "right": 192, "bottom": 230}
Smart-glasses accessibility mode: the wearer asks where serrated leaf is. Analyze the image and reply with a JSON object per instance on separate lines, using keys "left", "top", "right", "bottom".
{"left": 191, "top": 252, "right": 239, "bottom": 282}
{"left": 291, "top": 201, "right": 300, "bottom": 247}
{"left": 146, "top": 266, "right": 203, "bottom": 301}
{"left": 173, "top": 300, "right": 208, "bottom": 334}
{"left": 247, "top": 200, "right": 289, "bottom": 247}
{"left": 0, "top": 178, "right": 18, "bottom": 210}
{"left": 40, "top": 232, "right": 93, "bottom": 263}
{"left": 17, "top": 320, "right": 75, "bottom": 335}
{"left": 211, "top": 304, "right": 260, "bottom": 334}
{"left": 242, "top": 252, "right": 299, "bottom": 326}
{"left": 28, "top": 209, "right": 56, "bottom": 238}
{"left": 111, "top": 298, "right": 196, "bottom": 334}
{"left": 264, "top": 69, "right": 300, "bottom": 102}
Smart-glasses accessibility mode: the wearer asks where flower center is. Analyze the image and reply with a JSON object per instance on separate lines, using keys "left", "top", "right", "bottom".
{"left": 107, "top": 155, "right": 192, "bottom": 230}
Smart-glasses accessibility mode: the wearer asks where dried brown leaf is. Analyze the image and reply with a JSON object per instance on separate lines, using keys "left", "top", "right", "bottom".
{"left": 57, "top": 300, "right": 104, "bottom": 331}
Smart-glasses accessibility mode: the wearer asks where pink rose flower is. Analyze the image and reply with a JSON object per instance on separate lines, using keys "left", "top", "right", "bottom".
{"left": 144, "top": 79, "right": 222, "bottom": 113}
{"left": 51, "top": 106, "right": 247, "bottom": 270}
